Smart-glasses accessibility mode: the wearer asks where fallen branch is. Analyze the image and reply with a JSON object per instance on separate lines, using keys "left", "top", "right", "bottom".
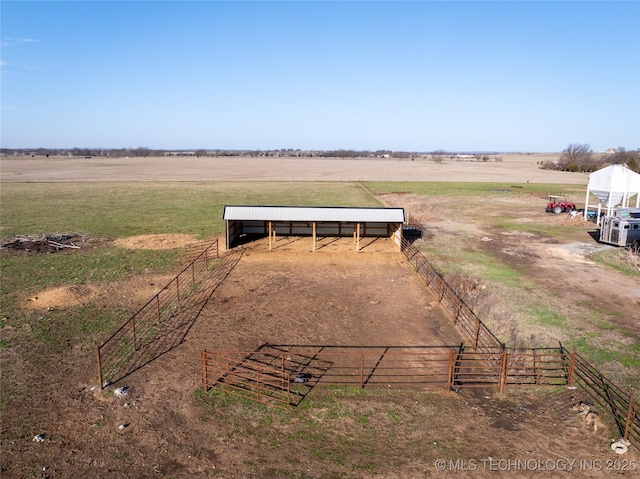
{"left": 48, "top": 241, "right": 81, "bottom": 249}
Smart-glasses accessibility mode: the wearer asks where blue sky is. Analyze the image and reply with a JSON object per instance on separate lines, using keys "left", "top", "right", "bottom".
{"left": 1, "top": 1, "right": 638, "bottom": 152}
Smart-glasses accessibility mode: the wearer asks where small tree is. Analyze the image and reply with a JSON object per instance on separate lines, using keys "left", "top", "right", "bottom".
{"left": 429, "top": 149, "right": 447, "bottom": 164}
{"left": 609, "top": 147, "right": 640, "bottom": 169}
{"left": 558, "top": 143, "right": 593, "bottom": 170}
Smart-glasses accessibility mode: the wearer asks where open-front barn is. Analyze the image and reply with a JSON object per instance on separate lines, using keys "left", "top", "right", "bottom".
{"left": 223, "top": 205, "right": 405, "bottom": 251}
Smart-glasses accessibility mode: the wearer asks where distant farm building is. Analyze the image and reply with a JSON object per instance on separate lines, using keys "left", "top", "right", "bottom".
{"left": 223, "top": 206, "right": 405, "bottom": 251}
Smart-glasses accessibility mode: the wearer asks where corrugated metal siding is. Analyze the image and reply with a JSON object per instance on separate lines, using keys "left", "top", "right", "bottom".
{"left": 223, "top": 206, "right": 405, "bottom": 223}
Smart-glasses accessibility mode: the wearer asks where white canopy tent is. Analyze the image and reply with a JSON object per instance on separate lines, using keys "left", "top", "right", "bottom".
{"left": 583, "top": 165, "right": 640, "bottom": 222}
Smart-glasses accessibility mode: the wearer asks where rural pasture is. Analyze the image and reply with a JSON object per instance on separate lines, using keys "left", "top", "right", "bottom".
{"left": 1, "top": 155, "right": 639, "bottom": 478}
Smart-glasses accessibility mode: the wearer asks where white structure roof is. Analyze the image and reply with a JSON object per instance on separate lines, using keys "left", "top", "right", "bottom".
{"left": 223, "top": 206, "right": 405, "bottom": 223}
{"left": 584, "top": 165, "right": 640, "bottom": 220}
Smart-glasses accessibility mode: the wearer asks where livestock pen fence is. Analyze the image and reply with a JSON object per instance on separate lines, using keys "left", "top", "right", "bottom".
{"left": 399, "top": 237, "right": 638, "bottom": 448}
{"left": 93, "top": 228, "right": 638, "bottom": 448}
{"left": 560, "top": 344, "right": 639, "bottom": 449}
{"left": 401, "top": 237, "right": 504, "bottom": 354}
{"left": 97, "top": 238, "right": 220, "bottom": 387}
{"left": 200, "top": 345, "right": 573, "bottom": 410}
{"left": 182, "top": 238, "right": 219, "bottom": 263}
{"left": 200, "top": 344, "right": 639, "bottom": 446}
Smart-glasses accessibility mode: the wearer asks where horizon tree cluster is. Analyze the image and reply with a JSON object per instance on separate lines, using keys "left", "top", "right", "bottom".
{"left": 541, "top": 144, "right": 639, "bottom": 173}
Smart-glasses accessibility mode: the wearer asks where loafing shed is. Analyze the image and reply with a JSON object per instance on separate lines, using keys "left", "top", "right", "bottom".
{"left": 223, "top": 206, "right": 406, "bottom": 251}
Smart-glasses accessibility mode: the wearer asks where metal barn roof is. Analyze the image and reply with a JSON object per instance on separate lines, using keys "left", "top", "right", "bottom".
{"left": 223, "top": 206, "right": 405, "bottom": 223}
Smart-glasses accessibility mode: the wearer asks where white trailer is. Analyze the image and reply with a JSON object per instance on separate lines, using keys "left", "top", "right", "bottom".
{"left": 599, "top": 208, "right": 640, "bottom": 247}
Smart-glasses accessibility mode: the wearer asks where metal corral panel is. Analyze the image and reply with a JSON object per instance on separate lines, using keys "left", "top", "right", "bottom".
{"left": 224, "top": 206, "right": 405, "bottom": 223}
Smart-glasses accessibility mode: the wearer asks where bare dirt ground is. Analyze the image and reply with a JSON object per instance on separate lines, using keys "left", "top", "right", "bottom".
{"left": 2, "top": 235, "right": 638, "bottom": 478}
{"left": 113, "top": 234, "right": 198, "bottom": 250}
{"left": 0, "top": 153, "right": 588, "bottom": 184}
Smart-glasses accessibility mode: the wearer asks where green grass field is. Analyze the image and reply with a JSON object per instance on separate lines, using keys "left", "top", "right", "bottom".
{"left": 1, "top": 181, "right": 636, "bottom": 368}
{"left": 1, "top": 182, "right": 382, "bottom": 240}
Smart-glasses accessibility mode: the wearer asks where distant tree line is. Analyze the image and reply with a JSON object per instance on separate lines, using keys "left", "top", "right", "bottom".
{"left": 0, "top": 147, "right": 424, "bottom": 158}
{"left": 2, "top": 145, "right": 636, "bottom": 173}
{"left": 0, "top": 147, "right": 162, "bottom": 158}
{"left": 0, "top": 147, "right": 508, "bottom": 162}
{"left": 0, "top": 147, "right": 431, "bottom": 159}
{"left": 541, "top": 144, "right": 640, "bottom": 173}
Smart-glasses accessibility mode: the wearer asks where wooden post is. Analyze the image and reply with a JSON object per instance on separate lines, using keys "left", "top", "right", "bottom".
{"left": 360, "top": 353, "right": 364, "bottom": 389}
{"left": 97, "top": 346, "right": 103, "bottom": 389}
{"left": 356, "top": 223, "right": 361, "bottom": 251}
{"left": 268, "top": 221, "right": 272, "bottom": 251}
{"left": 313, "top": 222, "right": 316, "bottom": 252}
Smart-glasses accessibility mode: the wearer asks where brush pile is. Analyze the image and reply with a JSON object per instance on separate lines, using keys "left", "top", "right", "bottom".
{"left": 1, "top": 233, "right": 86, "bottom": 253}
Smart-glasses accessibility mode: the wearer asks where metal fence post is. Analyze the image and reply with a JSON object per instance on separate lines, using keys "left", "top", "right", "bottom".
{"left": 97, "top": 346, "right": 103, "bottom": 389}
{"left": 132, "top": 316, "right": 137, "bottom": 351}
{"left": 453, "top": 297, "right": 460, "bottom": 325}
{"left": 473, "top": 319, "right": 480, "bottom": 353}
{"left": 499, "top": 349, "right": 508, "bottom": 394}
{"left": 255, "top": 368, "right": 260, "bottom": 400}
{"left": 286, "top": 372, "right": 290, "bottom": 410}
{"left": 201, "top": 349, "right": 208, "bottom": 390}
{"left": 447, "top": 349, "right": 454, "bottom": 391}
{"left": 624, "top": 391, "right": 634, "bottom": 441}
{"left": 567, "top": 349, "right": 576, "bottom": 387}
